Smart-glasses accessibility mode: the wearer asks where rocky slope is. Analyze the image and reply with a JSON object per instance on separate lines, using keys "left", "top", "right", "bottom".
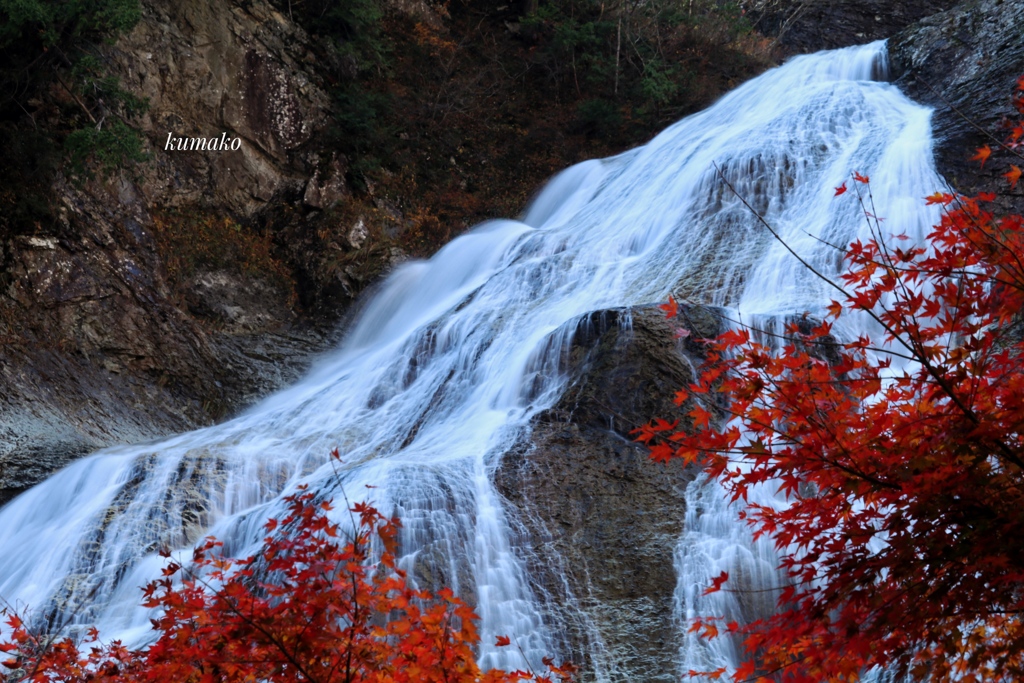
{"left": 0, "top": 0, "right": 372, "bottom": 503}
{"left": 889, "top": 0, "right": 1024, "bottom": 213}
{"left": 749, "top": 0, "right": 959, "bottom": 52}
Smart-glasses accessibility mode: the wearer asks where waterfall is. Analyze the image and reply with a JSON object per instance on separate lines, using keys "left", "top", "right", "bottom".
{"left": 0, "top": 41, "right": 943, "bottom": 679}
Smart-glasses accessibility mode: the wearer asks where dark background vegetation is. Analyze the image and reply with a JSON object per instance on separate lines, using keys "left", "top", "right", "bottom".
{"left": 0, "top": 0, "right": 769, "bottom": 264}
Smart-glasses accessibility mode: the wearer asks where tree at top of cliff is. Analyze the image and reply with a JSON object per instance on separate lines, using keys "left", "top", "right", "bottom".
{"left": 0, "top": 469, "right": 575, "bottom": 683}
{"left": 638, "top": 76, "right": 1024, "bottom": 681}
{"left": 0, "top": 0, "right": 147, "bottom": 218}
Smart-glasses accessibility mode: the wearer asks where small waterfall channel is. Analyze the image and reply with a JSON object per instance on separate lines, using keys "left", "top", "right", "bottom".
{"left": 0, "top": 41, "right": 943, "bottom": 679}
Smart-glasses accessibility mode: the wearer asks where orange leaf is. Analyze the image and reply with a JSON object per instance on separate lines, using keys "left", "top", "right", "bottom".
{"left": 1005, "top": 165, "right": 1022, "bottom": 189}
{"left": 704, "top": 570, "right": 729, "bottom": 595}
{"left": 659, "top": 294, "right": 679, "bottom": 319}
{"left": 925, "top": 191, "right": 953, "bottom": 206}
{"left": 495, "top": 635, "right": 511, "bottom": 647}
{"left": 735, "top": 660, "right": 757, "bottom": 681}
{"left": 690, "top": 405, "right": 712, "bottom": 430}
{"left": 971, "top": 145, "right": 992, "bottom": 168}
{"left": 834, "top": 182, "right": 847, "bottom": 196}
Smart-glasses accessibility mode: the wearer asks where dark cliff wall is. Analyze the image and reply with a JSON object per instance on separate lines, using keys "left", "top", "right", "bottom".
{"left": 0, "top": 0, "right": 358, "bottom": 501}
{"left": 495, "top": 307, "right": 721, "bottom": 681}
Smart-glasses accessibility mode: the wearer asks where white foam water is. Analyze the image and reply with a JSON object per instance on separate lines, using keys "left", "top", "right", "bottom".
{"left": 0, "top": 40, "right": 942, "bottom": 678}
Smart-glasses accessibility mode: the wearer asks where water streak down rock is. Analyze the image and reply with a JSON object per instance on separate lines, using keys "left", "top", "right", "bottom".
{"left": 889, "top": 0, "right": 1024, "bottom": 214}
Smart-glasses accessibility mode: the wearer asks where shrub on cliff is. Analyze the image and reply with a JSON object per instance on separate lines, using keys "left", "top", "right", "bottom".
{"left": 0, "top": 0, "right": 146, "bottom": 199}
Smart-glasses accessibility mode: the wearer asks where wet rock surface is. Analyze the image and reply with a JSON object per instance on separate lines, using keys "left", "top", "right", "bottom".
{"left": 495, "top": 305, "right": 723, "bottom": 682}
{"left": 889, "top": 0, "right": 1024, "bottom": 213}
{"left": 0, "top": 179, "right": 336, "bottom": 504}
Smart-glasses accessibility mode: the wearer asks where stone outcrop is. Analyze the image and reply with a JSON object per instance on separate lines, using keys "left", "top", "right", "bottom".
{"left": 749, "top": 0, "right": 1024, "bottom": 211}
{"left": 111, "top": 0, "right": 331, "bottom": 217}
{"left": 495, "top": 305, "right": 725, "bottom": 681}
{"left": 889, "top": 0, "right": 1024, "bottom": 213}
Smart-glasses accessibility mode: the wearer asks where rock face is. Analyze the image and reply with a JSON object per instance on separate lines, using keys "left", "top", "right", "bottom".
{"left": 748, "top": 0, "right": 958, "bottom": 53}
{"left": 112, "top": 0, "right": 331, "bottom": 217}
{"left": 495, "top": 305, "right": 724, "bottom": 681}
{"left": 889, "top": 0, "right": 1024, "bottom": 213}
{"left": 0, "top": 0, "right": 345, "bottom": 504}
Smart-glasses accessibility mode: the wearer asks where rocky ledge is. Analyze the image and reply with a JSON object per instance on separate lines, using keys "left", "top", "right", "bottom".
{"left": 0, "top": 0, "right": 375, "bottom": 503}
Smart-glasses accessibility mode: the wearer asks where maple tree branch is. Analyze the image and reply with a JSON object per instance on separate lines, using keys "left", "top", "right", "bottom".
{"left": 710, "top": 307, "right": 918, "bottom": 362}
{"left": 193, "top": 566, "right": 324, "bottom": 683}
{"left": 713, "top": 162, "right": 852, "bottom": 300}
{"left": 717, "top": 162, "right": 1024, "bottom": 472}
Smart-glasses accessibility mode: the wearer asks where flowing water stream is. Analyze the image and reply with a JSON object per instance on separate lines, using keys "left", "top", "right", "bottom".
{"left": 0, "top": 41, "right": 944, "bottom": 679}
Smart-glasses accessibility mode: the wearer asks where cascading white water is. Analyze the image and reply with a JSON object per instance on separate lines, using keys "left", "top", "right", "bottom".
{"left": 0, "top": 41, "right": 944, "bottom": 678}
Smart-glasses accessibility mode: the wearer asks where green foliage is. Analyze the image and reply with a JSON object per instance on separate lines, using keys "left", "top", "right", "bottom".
{"left": 278, "top": 0, "right": 393, "bottom": 182}
{"left": 575, "top": 98, "right": 621, "bottom": 136}
{"left": 328, "top": 84, "right": 396, "bottom": 182}
{"left": 640, "top": 59, "right": 680, "bottom": 107}
{"left": 71, "top": 55, "right": 149, "bottom": 117}
{"left": 303, "top": 0, "right": 389, "bottom": 68}
{"left": 0, "top": 0, "right": 140, "bottom": 54}
{"left": 0, "top": 0, "right": 144, "bottom": 201}
{"left": 64, "top": 120, "right": 148, "bottom": 177}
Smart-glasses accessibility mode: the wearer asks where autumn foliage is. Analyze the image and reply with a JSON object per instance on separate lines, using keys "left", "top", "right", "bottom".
{"left": 639, "top": 76, "right": 1024, "bottom": 682}
{"left": 1, "top": 481, "right": 574, "bottom": 683}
